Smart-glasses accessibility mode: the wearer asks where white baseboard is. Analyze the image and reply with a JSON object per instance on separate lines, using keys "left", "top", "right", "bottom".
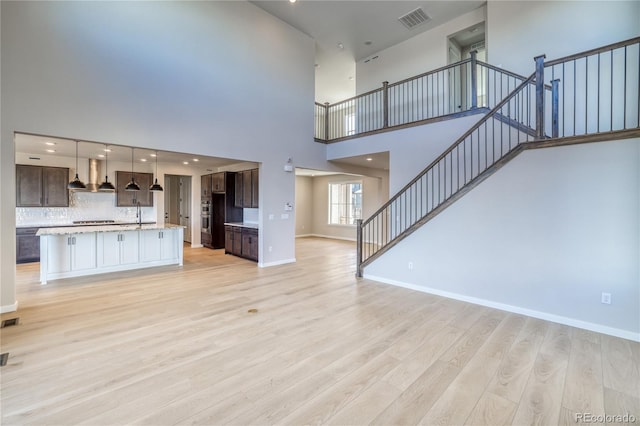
{"left": 190, "top": 244, "right": 204, "bottom": 248}
{"left": 1, "top": 302, "right": 18, "bottom": 314}
{"left": 295, "top": 234, "right": 313, "bottom": 238}
{"left": 364, "top": 274, "right": 640, "bottom": 343}
{"left": 259, "top": 258, "right": 296, "bottom": 268}
{"left": 301, "top": 234, "right": 357, "bottom": 242}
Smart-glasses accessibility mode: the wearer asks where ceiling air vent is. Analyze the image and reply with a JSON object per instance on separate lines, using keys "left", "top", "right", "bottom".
{"left": 398, "top": 7, "right": 431, "bottom": 30}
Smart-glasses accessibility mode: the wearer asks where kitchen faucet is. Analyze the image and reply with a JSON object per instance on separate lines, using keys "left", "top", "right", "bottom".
{"left": 136, "top": 201, "right": 142, "bottom": 226}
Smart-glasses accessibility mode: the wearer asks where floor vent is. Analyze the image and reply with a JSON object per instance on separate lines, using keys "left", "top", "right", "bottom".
{"left": 398, "top": 7, "right": 431, "bottom": 30}
{"left": 1, "top": 318, "right": 19, "bottom": 328}
{"left": 0, "top": 353, "right": 8, "bottom": 366}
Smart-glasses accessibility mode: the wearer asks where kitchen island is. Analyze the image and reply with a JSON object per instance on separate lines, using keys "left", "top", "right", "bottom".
{"left": 37, "top": 223, "right": 184, "bottom": 284}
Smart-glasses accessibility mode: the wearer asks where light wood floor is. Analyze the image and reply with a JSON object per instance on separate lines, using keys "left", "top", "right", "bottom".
{"left": 2, "top": 237, "right": 639, "bottom": 425}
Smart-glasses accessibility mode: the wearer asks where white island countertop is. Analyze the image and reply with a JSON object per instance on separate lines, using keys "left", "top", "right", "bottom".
{"left": 37, "top": 223, "right": 185, "bottom": 236}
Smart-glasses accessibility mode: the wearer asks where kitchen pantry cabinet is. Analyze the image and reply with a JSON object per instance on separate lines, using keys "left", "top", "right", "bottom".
{"left": 16, "top": 165, "right": 69, "bottom": 207}
{"left": 97, "top": 231, "right": 139, "bottom": 268}
{"left": 211, "top": 172, "right": 225, "bottom": 193}
{"left": 234, "top": 168, "right": 259, "bottom": 208}
{"left": 224, "top": 225, "right": 258, "bottom": 262}
{"left": 115, "top": 171, "right": 154, "bottom": 207}
{"left": 16, "top": 227, "right": 40, "bottom": 264}
{"left": 45, "top": 233, "right": 97, "bottom": 274}
{"left": 201, "top": 174, "right": 212, "bottom": 198}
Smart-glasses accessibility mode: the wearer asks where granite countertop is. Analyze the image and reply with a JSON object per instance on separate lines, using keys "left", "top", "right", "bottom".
{"left": 37, "top": 223, "right": 185, "bottom": 236}
{"left": 18, "top": 221, "right": 157, "bottom": 229}
{"left": 224, "top": 222, "right": 259, "bottom": 229}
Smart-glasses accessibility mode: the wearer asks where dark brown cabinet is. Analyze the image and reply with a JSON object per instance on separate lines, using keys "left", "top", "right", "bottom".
{"left": 225, "top": 225, "right": 258, "bottom": 261}
{"left": 241, "top": 228, "right": 258, "bottom": 261}
{"left": 16, "top": 165, "right": 69, "bottom": 207}
{"left": 234, "top": 168, "right": 259, "bottom": 208}
{"left": 16, "top": 227, "right": 40, "bottom": 264}
{"left": 212, "top": 172, "right": 225, "bottom": 193}
{"left": 115, "top": 171, "right": 154, "bottom": 207}
{"left": 201, "top": 174, "right": 212, "bottom": 198}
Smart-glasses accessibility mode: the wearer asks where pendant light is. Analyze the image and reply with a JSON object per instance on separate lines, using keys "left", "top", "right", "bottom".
{"left": 125, "top": 147, "right": 140, "bottom": 191}
{"left": 149, "top": 151, "right": 163, "bottom": 192}
{"left": 98, "top": 144, "right": 115, "bottom": 191}
{"left": 67, "top": 140, "right": 87, "bottom": 190}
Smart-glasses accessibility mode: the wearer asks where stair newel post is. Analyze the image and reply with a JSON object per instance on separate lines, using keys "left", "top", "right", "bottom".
{"left": 551, "top": 79, "right": 560, "bottom": 138}
{"left": 470, "top": 50, "right": 478, "bottom": 109}
{"left": 324, "top": 102, "right": 330, "bottom": 142}
{"left": 534, "top": 54, "right": 546, "bottom": 139}
{"left": 382, "top": 81, "right": 389, "bottom": 128}
{"left": 356, "top": 219, "right": 363, "bottom": 277}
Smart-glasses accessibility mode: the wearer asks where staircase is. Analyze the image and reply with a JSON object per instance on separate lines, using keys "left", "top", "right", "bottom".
{"left": 356, "top": 37, "right": 640, "bottom": 277}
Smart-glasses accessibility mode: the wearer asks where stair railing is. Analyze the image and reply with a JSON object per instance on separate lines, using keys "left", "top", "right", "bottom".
{"left": 357, "top": 72, "right": 538, "bottom": 276}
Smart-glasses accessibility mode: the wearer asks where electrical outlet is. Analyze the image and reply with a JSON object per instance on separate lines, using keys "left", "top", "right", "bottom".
{"left": 268, "top": 246, "right": 273, "bottom": 252}
{"left": 408, "top": 262, "right": 413, "bottom": 270}
{"left": 601, "top": 292, "right": 611, "bottom": 304}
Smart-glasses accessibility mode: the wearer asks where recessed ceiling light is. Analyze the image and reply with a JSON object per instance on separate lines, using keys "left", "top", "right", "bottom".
{"left": 337, "top": 42, "right": 344, "bottom": 50}
{"left": 140, "top": 158, "right": 147, "bottom": 162}
{"left": 150, "top": 153, "right": 156, "bottom": 157}
{"left": 289, "top": 0, "right": 296, "bottom": 3}
{"left": 366, "top": 158, "right": 373, "bottom": 161}
{"left": 98, "top": 154, "right": 105, "bottom": 158}
{"left": 45, "top": 142, "right": 56, "bottom": 146}
{"left": 183, "top": 161, "right": 189, "bottom": 165}
{"left": 193, "top": 158, "right": 199, "bottom": 162}
{"left": 103, "top": 148, "right": 111, "bottom": 152}
{"left": 46, "top": 149, "right": 56, "bottom": 153}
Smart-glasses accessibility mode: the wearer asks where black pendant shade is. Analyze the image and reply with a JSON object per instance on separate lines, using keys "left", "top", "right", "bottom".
{"left": 149, "top": 178, "right": 163, "bottom": 192}
{"left": 149, "top": 151, "right": 163, "bottom": 192}
{"left": 125, "top": 179, "right": 141, "bottom": 191}
{"left": 99, "top": 144, "right": 115, "bottom": 191}
{"left": 98, "top": 178, "right": 115, "bottom": 191}
{"left": 67, "top": 140, "right": 87, "bottom": 190}
{"left": 125, "top": 147, "right": 140, "bottom": 191}
{"left": 68, "top": 174, "right": 87, "bottom": 190}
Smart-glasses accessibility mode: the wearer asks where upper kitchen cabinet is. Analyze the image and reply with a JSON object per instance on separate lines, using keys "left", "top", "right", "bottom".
{"left": 234, "top": 168, "right": 259, "bottom": 208}
{"left": 115, "top": 171, "right": 154, "bottom": 207}
{"left": 211, "top": 172, "right": 226, "bottom": 193}
{"left": 16, "top": 165, "right": 69, "bottom": 207}
{"left": 201, "top": 174, "right": 212, "bottom": 198}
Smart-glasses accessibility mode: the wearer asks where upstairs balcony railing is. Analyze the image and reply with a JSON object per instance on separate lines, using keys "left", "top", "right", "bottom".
{"left": 314, "top": 52, "right": 535, "bottom": 143}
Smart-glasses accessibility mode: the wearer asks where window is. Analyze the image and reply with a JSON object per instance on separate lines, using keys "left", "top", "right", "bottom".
{"left": 328, "top": 182, "right": 362, "bottom": 225}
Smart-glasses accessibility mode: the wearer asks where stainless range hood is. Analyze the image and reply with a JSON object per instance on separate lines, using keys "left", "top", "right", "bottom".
{"left": 86, "top": 158, "right": 111, "bottom": 192}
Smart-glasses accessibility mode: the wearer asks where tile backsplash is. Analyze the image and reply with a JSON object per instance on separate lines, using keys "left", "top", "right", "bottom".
{"left": 16, "top": 192, "right": 157, "bottom": 226}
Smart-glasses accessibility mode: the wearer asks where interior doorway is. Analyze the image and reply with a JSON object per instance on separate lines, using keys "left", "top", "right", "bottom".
{"left": 447, "top": 22, "right": 486, "bottom": 111}
{"left": 164, "top": 175, "right": 192, "bottom": 243}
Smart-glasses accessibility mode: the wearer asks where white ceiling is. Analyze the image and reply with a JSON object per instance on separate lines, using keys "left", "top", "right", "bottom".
{"left": 252, "top": 0, "right": 485, "bottom": 103}
{"left": 15, "top": 133, "right": 242, "bottom": 172}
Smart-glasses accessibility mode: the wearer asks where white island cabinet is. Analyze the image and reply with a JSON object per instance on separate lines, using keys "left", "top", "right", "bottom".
{"left": 38, "top": 224, "right": 184, "bottom": 284}
{"left": 46, "top": 233, "right": 97, "bottom": 274}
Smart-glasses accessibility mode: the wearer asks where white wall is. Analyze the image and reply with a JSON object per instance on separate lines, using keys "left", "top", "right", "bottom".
{"left": 327, "top": 114, "right": 483, "bottom": 194}
{"left": 487, "top": 1, "right": 640, "bottom": 76}
{"left": 365, "top": 138, "right": 640, "bottom": 340}
{"left": 0, "top": 1, "right": 327, "bottom": 310}
{"left": 295, "top": 175, "right": 313, "bottom": 236}
{"left": 356, "top": 6, "right": 486, "bottom": 94}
